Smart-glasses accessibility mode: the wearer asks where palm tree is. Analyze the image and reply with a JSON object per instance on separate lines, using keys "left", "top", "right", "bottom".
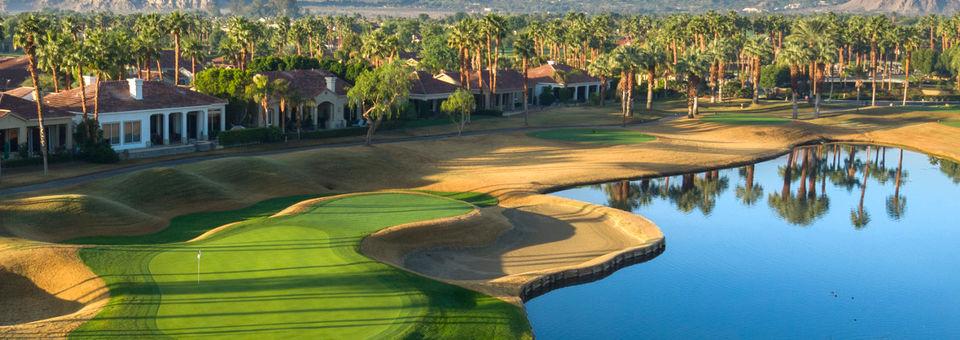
{"left": 610, "top": 45, "right": 641, "bottom": 124}
{"left": 777, "top": 41, "right": 812, "bottom": 119}
{"left": 863, "top": 16, "right": 892, "bottom": 107}
{"left": 246, "top": 74, "right": 274, "bottom": 127}
{"left": 227, "top": 16, "right": 254, "bottom": 70}
{"left": 272, "top": 79, "right": 292, "bottom": 131}
{"left": 447, "top": 20, "right": 473, "bottom": 88}
{"left": 586, "top": 52, "right": 615, "bottom": 108}
{"left": 899, "top": 25, "right": 924, "bottom": 106}
{"left": 638, "top": 44, "right": 667, "bottom": 111}
{"left": 62, "top": 39, "right": 90, "bottom": 119}
{"left": 165, "top": 11, "right": 191, "bottom": 86}
{"left": 674, "top": 50, "right": 711, "bottom": 118}
{"left": 181, "top": 36, "right": 205, "bottom": 84}
{"left": 481, "top": 14, "right": 506, "bottom": 105}
{"left": 513, "top": 31, "right": 536, "bottom": 125}
{"left": 741, "top": 34, "right": 773, "bottom": 105}
{"left": 13, "top": 14, "right": 51, "bottom": 175}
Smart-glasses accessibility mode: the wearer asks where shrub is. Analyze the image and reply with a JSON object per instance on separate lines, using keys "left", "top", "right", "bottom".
{"left": 538, "top": 90, "right": 556, "bottom": 106}
{"left": 74, "top": 119, "right": 119, "bottom": 164}
{"left": 296, "top": 127, "right": 367, "bottom": 139}
{"left": 218, "top": 127, "right": 284, "bottom": 146}
{"left": 556, "top": 88, "right": 574, "bottom": 103}
{"left": 474, "top": 109, "right": 503, "bottom": 117}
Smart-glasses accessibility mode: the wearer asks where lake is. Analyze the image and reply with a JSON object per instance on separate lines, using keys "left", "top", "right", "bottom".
{"left": 526, "top": 144, "right": 960, "bottom": 339}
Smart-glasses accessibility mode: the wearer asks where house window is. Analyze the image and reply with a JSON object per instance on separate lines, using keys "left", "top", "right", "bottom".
{"left": 124, "top": 121, "right": 141, "bottom": 144}
{"left": 102, "top": 123, "right": 120, "bottom": 145}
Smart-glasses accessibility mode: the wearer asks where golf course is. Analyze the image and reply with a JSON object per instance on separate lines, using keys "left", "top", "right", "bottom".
{"left": 69, "top": 192, "right": 529, "bottom": 338}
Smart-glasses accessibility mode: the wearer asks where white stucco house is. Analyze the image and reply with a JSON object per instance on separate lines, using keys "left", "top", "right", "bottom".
{"left": 255, "top": 69, "right": 359, "bottom": 130}
{"left": 44, "top": 78, "right": 227, "bottom": 152}
{"left": 527, "top": 61, "right": 603, "bottom": 105}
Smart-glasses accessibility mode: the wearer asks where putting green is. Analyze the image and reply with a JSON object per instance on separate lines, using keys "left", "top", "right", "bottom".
{"left": 699, "top": 113, "right": 791, "bottom": 125}
{"left": 70, "top": 193, "right": 530, "bottom": 338}
{"left": 528, "top": 128, "right": 656, "bottom": 144}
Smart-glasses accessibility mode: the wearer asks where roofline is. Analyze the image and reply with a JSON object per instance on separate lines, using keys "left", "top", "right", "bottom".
{"left": 62, "top": 103, "right": 227, "bottom": 117}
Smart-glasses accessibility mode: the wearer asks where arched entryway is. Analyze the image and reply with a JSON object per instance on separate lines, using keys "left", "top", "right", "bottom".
{"left": 316, "top": 102, "right": 334, "bottom": 130}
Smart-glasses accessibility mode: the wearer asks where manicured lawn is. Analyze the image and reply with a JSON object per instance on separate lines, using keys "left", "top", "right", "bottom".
{"left": 698, "top": 113, "right": 792, "bottom": 125}
{"left": 942, "top": 120, "right": 960, "bottom": 128}
{"left": 529, "top": 128, "right": 656, "bottom": 144}
{"left": 70, "top": 193, "right": 530, "bottom": 339}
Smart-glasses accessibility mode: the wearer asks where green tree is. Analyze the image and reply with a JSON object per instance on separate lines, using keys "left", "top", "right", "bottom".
{"left": 13, "top": 14, "right": 51, "bottom": 175}
{"left": 347, "top": 61, "right": 412, "bottom": 146}
{"left": 245, "top": 74, "right": 275, "bottom": 127}
{"left": 777, "top": 42, "right": 812, "bottom": 119}
{"left": 440, "top": 88, "right": 475, "bottom": 136}
{"left": 587, "top": 52, "right": 615, "bottom": 108}
{"left": 165, "top": 11, "right": 191, "bottom": 86}
{"left": 512, "top": 31, "right": 536, "bottom": 125}
{"left": 742, "top": 34, "right": 773, "bottom": 105}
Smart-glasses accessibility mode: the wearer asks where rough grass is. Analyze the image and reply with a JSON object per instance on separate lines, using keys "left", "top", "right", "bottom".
{"left": 0, "top": 195, "right": 162, "bottom": 241}
{"left": 528, "top": 128, "right": 656, "bottom": 144}
{"left": 698, "top": 113, "right": 792, "bottom": 125}
{"left": 69, "top": 193, "right": 530, "bottom": 339}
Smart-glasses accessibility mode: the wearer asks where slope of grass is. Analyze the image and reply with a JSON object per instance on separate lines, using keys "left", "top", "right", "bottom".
{"left": 70, "top": 193, "right": 530, "bottom": 339}
{"left": 529, "top": 128, "right": 656, "bottom": 145}
{"left": 698, "top": 113, "right": 791, "bottom": 125}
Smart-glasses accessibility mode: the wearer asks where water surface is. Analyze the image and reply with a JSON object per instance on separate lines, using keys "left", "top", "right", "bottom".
{"left": 527, "top": 144, "right": 960, "bottom": 339}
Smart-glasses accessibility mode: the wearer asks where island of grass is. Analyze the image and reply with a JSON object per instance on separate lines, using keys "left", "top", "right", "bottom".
{"left": 698, "top": 112, "right": 791, "bottom": 125}
{"left": 69, "top": 192, "right": 530, "bottom": 338}
{"left": 528, "top": 128, "right": 656, "bottom": 144}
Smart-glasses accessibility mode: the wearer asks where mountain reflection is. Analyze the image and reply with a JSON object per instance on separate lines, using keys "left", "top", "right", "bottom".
{"left": 595, "top": 144, "right": 943, "bottom": 229}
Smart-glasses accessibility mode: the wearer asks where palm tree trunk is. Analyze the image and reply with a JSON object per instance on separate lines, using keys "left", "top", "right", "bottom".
{"left": 522, "top": 58, "right": 529, "bottom": 126}
{"left": 646, "top": 68, "right": 655, "bottom": 111}
{"left": 94, "top": 73, "right": 102, "bottom": 122}
{"left": 174, "top": 33, "right": 181, "bottom": 86}
{"left": 191, "top": 57, "right": 197, "bottom": 85}
{"left": 77, "top": 66, "right": 88, "bottom": 119}
{"left": 27, "top": 53, "right": 48, "bottom": 175}
{"left": 902, "top": 54, "right": 910, "bottom": 106}
{"left": 156, "top": 59, "right": 164, "bottom": 81}
{"left": 50, "top": 67, "right": 60, "bottom": 93}
{"left": 792, "top": 91, "right": 798, "bottom": 120}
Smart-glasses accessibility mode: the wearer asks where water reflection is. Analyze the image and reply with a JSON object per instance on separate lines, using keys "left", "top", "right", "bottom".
{"left": 594, "top": 144, "right": 960, "bottom": 229}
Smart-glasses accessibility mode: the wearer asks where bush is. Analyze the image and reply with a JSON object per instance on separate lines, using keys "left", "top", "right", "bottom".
{"left": 538, "top": 90, "right": 556, "bottom": 106}
{"left": 556, "top": 88, "right": 574, "bottom": 103}
{"left": 218, "top": 127, "right": 284, "bottom": 146}
{"left": 295, "top": 127, "right": 367, "bottom": 139}
{"left": 74, "top": 119, "right": 119, "bottom": 164}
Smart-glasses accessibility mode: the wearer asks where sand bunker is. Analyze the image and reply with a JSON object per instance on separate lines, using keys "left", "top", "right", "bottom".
{"left": 0, "top": 245, "right": 109, "bottom": 338}
{"left": 363, "top": 194, "right": 663, "bottom": 300}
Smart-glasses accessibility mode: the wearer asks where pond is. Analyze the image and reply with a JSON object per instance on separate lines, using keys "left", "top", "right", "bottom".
{"left": 526, "top": 144, "right": 960, "bottom": 339}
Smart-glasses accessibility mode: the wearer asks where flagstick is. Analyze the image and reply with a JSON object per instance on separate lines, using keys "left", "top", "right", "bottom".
{"left": 197, "top": 249, "right": 202, "bottom": 285}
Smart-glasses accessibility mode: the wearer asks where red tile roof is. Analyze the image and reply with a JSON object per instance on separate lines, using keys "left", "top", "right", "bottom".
{"left": 0, "top": 93, "right": 72, "bottom": 121}
{"left": 4, "top": 86, "right": 35, "bottom": 99}
{"left": 43, "top": 80, "right": 226, "bottom": 113}
{"left": 0, "top": 56, "right": 30, "bottom": 91}
{"left": 527, "top": 63, "right": 599, "bottom": 86}
{"left": 444, "top": 69, "right": 527, "bottom": 93}
{"left": 410, "top": 71, "right": 459, "bottom": 96}
{"left": 256, "top": 69, "right": 350, "bottom": 97}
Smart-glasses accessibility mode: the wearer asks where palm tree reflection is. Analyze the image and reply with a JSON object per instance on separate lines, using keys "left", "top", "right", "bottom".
{"left": 768, "top": 147, "right": 830, "bottom": 226}
{"left": 736, "top": 164, "right": 763, "bottom": 205}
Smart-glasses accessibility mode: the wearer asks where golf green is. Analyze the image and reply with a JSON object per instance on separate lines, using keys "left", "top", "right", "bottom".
{"left": 70, "top": 193, "right": 530, "bottom": 338}
{"left": 942, "top": 120, "right": 960, "bottom": 128}
{"left": 528, "top": 128, "right": 656, "bottom": 144}
{"left": 699, "top": 113, "right": 791, "bottom": 125}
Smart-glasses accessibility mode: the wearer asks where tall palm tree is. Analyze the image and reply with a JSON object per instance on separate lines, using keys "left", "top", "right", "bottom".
{"left": 227, "top": 16, "right": 254, "bottom": 70}
{"left": 181, "top": 36, "right": 205, "bottom": 84}
{"left": 610, "top": 45, "right": 641, "bottom": 124}
{"left": 481, "top": 14, "right": 506, "bottom": 104}
{"left": 637, "top": 43, "right": 667, "bottom": 111}
{"left": 899, "top": 25, "right": 924, "bottom": 106}
{"left": 37, "top": 29, "right": 66, "bottom": 93}
{"left": 246, "top": 74, "right": 274, "bottom": 127}
{"left": 513, "top": 31, "right": 536, "bottom": 125}
{"left": 674, "top": 50, "right": 711, "bottom": 118}
{"left": 62, "top": 39, "right": 89, "bottom": 119}
{"left": 165, "top": 11, "right": 190, "bottom": 86}
{"left": 13, "top": 14, "right": 51, "bottom": 175}
{"left": 777, "top": 41, "right": 812, "bottom": 119}
{"left": 863, "top": 15, "right": 892, "bottom": 107}
{"left": 741, "top": 34, "right": 773, "bottom": 105}
{"left": 586, "top": 52, "right": 615, "bottom": 108}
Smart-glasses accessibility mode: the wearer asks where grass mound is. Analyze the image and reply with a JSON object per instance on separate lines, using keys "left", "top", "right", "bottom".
{"left": 699, "top": 113, "right": 791, "bottom": 125}
{"left": 70, "top": 193, "right": 530, "bottom": 338}
{"left": 0, "top": 194, "right": 162, "bottom": 241}
{"left": 528, "top": 128, "right": 656, "bottom": 144}
{"left": 87, "top": 167, "right": 233, "bottom": 209}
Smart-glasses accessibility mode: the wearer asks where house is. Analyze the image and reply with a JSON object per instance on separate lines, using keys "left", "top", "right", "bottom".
{"left": 0, "top": 93, "right": 74, "bottom": 158}
{"left": 408, "top": 71, "right": 459, "bottom": 116}
{"left": 436, "top": 69, "right": 527, "bottom": 114}
{"left": 44, "top": 78, "right": 227, "bottom": 152}
{"left": 4, "top": 87, "right": 37, "bottom": 101}
{"left": 527, "top": 61, "right": 603, "bottom": 105}
{"left": 255, "top": 69, "right": 358, "bottom": 130}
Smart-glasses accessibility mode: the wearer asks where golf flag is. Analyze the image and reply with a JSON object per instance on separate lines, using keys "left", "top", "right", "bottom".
{"left": 197, "top": 249, "right": 202, "bottom": 259}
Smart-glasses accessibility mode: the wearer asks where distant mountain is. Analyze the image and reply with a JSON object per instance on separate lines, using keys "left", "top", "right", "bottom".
{"left": 837, "top": 0, "right": 960, "bottom": 13}
{"left": 0, "top": 0, "right": 215, "bottom": 13}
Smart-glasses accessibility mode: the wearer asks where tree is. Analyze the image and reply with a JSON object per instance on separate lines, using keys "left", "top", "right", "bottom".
{"left": 899, "top": 25, "right": 924, "bottom": 106}
{"left": 181, "top": 36, "right": 205, "bottom": 83}
{"left": 513, "top": 31, "right": 536, "bottom": 126}
{"left": 245, "top": 74, "right": 275, "bottom": 127}
{"left": 441, "top": 89, "right": 475, "bottom": 136}
{"left": 419, "top": 33, "right": 458, "bottom": 73}
{"left": 347, "top": 61, "right": 411, "bottom": 146}
{"left": 741, "top": 34, "right": 773, "bottom": 105}
{"left": 674, "top": 50, "right": 711, "bottom": 118}
{"left": 638, "top": 44, "right": 666, "bottom": 111}
{"left": 165, "top": 11, "right": 191, "bottom": 86}
{"left": 777, "top": 41, "right": 812, "bottom": 119}
{"left": 13, "top": 14, "right": 51, "bottom": 175}
{"left": 610, "top": 45, "right": 641, "bottom": 124}
{"left": 587, "top": 52, "right": 615, "bottom": 108}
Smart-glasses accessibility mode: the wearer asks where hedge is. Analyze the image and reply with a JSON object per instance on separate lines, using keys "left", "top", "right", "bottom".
{"left": 292, "top": 126, "right": 367, "bottom": 139}
{"left": 218, "top": 127, "right": 285, "bottom": 146}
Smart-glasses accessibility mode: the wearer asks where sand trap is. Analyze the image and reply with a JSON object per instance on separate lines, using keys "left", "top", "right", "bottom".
{"left": 0, "top": 245, "right": 109, "bottom": 339}
{"left": 363, "top": 194, "right": 663, "bottom": 300}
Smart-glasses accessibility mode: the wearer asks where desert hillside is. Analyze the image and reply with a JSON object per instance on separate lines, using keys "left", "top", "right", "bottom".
{"left": 838, "top": 0, "right": 960, "bottom": 14}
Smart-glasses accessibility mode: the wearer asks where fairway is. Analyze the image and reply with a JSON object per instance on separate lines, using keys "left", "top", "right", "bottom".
{"left": 698, "top": 113, "right": 791, "bottom": 125}
{"left": 529, "top": 128, "right": 656, "bottom": 144}
{"left": 943, "top": 120, "right": 960, "bottom": 128}
{"left": 70, "top": 193, "right": 530, "bottom": 338}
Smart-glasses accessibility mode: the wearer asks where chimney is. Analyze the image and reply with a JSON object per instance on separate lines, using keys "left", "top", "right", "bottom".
{"left": 83, "top": 75, "right": 97, "bottom": 86}
{"left": 325, "top": 76, "right": 336, "bottom": 92}
{"left": 128, "top": 78, "right": 144, "bottom": 100}
{"left": 547, "top": 60, "right": 556, "bottom": 65}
